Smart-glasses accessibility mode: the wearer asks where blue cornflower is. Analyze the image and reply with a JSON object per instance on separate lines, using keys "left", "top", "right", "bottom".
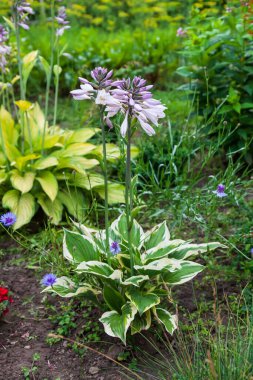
{"left": 0, "top": 212, "right": 17, "bottom": 227}
{"left": 42, "top": 273, "right": 57, "bottom": 287}
{"left": 213, "top": 184, "right": 227, "bottom": 198}
{"left": 250, "top": 248, "right": 253, "bottom": 258}
{"left": 110, "top": 241, "right": 121, "bottom": 255}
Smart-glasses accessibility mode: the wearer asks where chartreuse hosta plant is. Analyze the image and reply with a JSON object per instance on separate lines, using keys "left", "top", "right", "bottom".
{"left": 43, "top": 214, "right": 225, "bottom": 344}
{"left": 0, "top": 103, "right": 126, "bottom": 229}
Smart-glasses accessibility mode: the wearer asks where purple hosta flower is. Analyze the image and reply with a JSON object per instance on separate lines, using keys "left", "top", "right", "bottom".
{"left": 70, "top": 68, "right": 117, "bottom": 106}
{"left": 0, "top": 212, "right": 17, "bottom": 227}
{"left": 176, "top": 27, "right": 187, "bottom": 37}
{"left": 55, "top": 6, "right": 70, "bottom": 37}
{"left": 16, "top": 1, "right": 34, "bottom": 30}
{"left": 0, "top": 24, "right": 11, "bottom": 72}
{"left": 42, "top": 273, "right": 57, "bottom": 287}
{"left": 110, "top": 241, "right": 121, "bottom": 255}
{"left": 0, "top": 25, "right": 8, "bottom": 43}
{"left": 213, "top": 184, "right": 227, "bottom": 198}
{"left": 108, "top": 76, "right": 166, "bottom": 137}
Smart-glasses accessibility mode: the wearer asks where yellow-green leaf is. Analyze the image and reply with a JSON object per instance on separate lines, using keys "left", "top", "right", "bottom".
{"left": 36, "top": 171, "right": 58, "bottom": 201}
{"left": 96, "top": 183, "right": 125, "bottom": 204}
{"left": 33, "top": 156, "right": 58, "bottom": 170}
{"left": 10, "top": 170, "right": 35, "bottom": 193}
{"left": 67, "top": 128, "right": 99, "bottom": 144}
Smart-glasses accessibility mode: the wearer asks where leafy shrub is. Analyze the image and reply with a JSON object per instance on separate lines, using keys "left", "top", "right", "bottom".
{"left": 177, "top": 3, "right": 253, "bottom": 163}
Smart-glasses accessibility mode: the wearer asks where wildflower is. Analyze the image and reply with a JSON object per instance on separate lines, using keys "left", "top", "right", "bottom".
{"left": 176, "top": 27, "right": 187, "bottom": 37}
{"left": 42, "top": 273, "right": 57, "bottom": 287}
{"left": 107, "top": 76, "right": 166, "bottom": 137}
{"left": 250, "top": 248, "right": 253, "bottom": 258}
{"left": 0, "top": 25, "right": 11, "bottom": 72}
{"left": 15, "top": 1, "right": 34, "bottom": 30}
{"left": 110, "top": 241, "right": 121, "bottom": 255}
{"left": 213, "top": 184, "right": 227, "bottom": 198}
{"left": 0, "top": 212, "right": 17, "bottom": 227}
{"left": 55, "top": 6, "right": 70, "bottom": 37}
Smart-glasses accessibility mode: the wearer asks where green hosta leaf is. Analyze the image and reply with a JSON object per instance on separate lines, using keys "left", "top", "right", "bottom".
{"left": 135, "top": 258, "right": 182, "bottom": 277}
{"left": 103, "top": 285, "right": 125, "bottom": 313}
{"left": 131, "top": 310, "right": 151, "bottom": 335}
{"left": 57, "top": 189, "right": 86, "bottom": 220}
{"left": 143, "top": 239, "right": 185, "bottom": 264}
{"left": 33, "top": 156, "right": 58, "bottom": 170}
{"left": 57, "top": 156, "right": 99, "bottom": 174}
{"left": 76, "top": 261, "right": 114, "bottom": 278}
{"left": 14, "top": 154, "right": 39, "bottom": 171}
{"left": 99, "top": 302, "right": 137, "bottom": 344}
{"left": 155, "top": 308, "right": 177, "bottom": 334}
{"left": 168, "top": 242, "right": 226, "bottom": 260}
{"left": 37, "top": 193, "right": 63, "bottom": 225}
{"left": 69, "top": 173, "right": 105, "bottom": 190}
{"left": 67, "top": 128, "right": 99, "bottom": 144}
{"left": 95, "top": 183, "right": 125, "bottom": 204}
{"left": 162, "top": 261, "right": 204, "bottom": 285}
{"left": 5, "top": 142, "right": 21, "bottom": 163}
{"left": 63, "top": 229, "right": 99, "bottom": 263}
{"left": 0, "top": 170, "right": 7, "bottom": 184}
{"left": 42, "top": 276, "right": 99, "bottom": 298}
{"left": 36, "top": 171, "right": 58, "bottom": 201}
{"left": 59, "top": 143, "right": 96, "bottom": 157}
{"left": 93, "top": 143, "right": 139, "bottom": 161}
{"left": 22, "top": 51, "right": 38, "bottom": 88}
{"left": 2, "top": 190, "right": 35, "bottom": 229}
{"left": 10, "top": 170, "right": 35, "bottom": 193}
{"left": 143, "top": 221, "right": 170, "bottom": 250}
{"left": 126, "top": 288, "right": 160, "bottom": 316}
{"left": 121, "top": 275, "right": 149, "bottom": 287}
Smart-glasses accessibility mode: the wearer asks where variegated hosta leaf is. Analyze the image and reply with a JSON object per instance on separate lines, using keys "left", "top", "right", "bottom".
{"left": 71, "top": 219, "right": 98, "bottom": 238}
{"left": 76, "top": 261, "right": 114, "bottom": 278}
{"left": 63, "top": 229, "right": 99, "bottom": 263}
{"left": 121, "top": 275, "right": 149, "bottom": 287}
{"left": 168, "top": 242, "right": 226, "bottom": 260}
{"left": 131, "top": 310, "right": 151, "bottom": 335}
{"left": 134, "top": 258, "right": 182, "bottom": 277}
{"left": 126, "top": 288, "right": 160, "bottom": 316}
{"left": 42, "top": 276, "right": 99, "bottom": 298}
{"left": 10, "top": 170, "right": 35, "bottom": 193}
{"left": 110, "top": 214, "right": 144, "bottom": 248}
{"left": 155, "top": 308, "right": 178, "bottom": 334}
{"left": 2, "top": 190, "right": 35, "bottom": 230}
{"left": 99, "top": 302, "right": 137, "bottom": 344}
{"left": 142, "top": 221, "right": 170, "bottom": 250}
{"left": 161, "top": 261, "right": 204, "bottom": 285}
{"left": 142, "top": 239, "right": 185, "bottom": 264}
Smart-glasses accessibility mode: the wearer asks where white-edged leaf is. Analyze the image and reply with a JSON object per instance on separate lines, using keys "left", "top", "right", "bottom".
{"left": 142, "top": 239, "right": 185, "bottom": 264}
{"left": 161, "top": 261, "right": 204, "bottom": 285}
{"left": 126, "top": 288, "right": 160, "bottom": 315}
{"left": 143, "top": 221, "right": 170, "bottom": 250}
{"left": 63, "top": 229, "right": 99, "bottom": 263}
{"left": 168, "top": 242, "right": 226, "bottom": 260}
{"left": 121, "top": 275, "right": 149, "bottom": 287}
{"left": 99, "top": 302, "right": 137, "bottom": 344}
{"left": 155, "top": 308, "right": 178, "bottom": 334}
{"left": 134, "top": 258, "right": 182, "bottom": 277}
{"left": 42, "top": 276, "right": 99, "bottom": 298}
{"left": 76, "top": 261, "right": 114, "bottom": 278}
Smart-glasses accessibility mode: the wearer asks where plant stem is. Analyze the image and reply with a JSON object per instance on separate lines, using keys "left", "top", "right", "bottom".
{"left": 41, "top": 0, "right": 55, "bottom": 155}
{"left": 53, "top": 42, "right": 60, "bottom": 128}
{"left": 100, "top": 108, "right": 110, "bottom": 256}
{"left": 125, "top": 113, "right": 134, "bottom": 276}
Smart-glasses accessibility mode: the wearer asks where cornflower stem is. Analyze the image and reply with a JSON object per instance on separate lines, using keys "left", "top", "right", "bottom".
{"left": 53, "top": 41, "right": 60, "bottom": 128}
{"left": 41, "top": 0, "right": 55, "bottom": 155}
{"left": 125, "top": 113, "right": 134, "bottom": 276}
{"left": 100, "top": 108, "right": 110, "bottom": 256}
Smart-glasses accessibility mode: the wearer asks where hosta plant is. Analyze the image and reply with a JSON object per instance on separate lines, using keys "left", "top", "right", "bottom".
{"left": 43, "top": 213, "right": 225, "bottom": 344}
{"left": 0, "top": 103, "right": 126, "bottom": 229}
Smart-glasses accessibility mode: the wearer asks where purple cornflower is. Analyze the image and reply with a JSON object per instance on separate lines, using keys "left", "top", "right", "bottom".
{"left": 176, "top": 27, "right": 187, "bottom": 37}
{"left": 213, "top": 184, "right": 227, "bottom": 198}
{"left": 107, "top": 76, "right": 166, "bottom": 137}
{"left": 110, "top": 241, "right": 121, "bottom": 255}
{"left": 250, "top": 248, "right": 253, "bottom": 258}
{"left": 55, "top": 6, "right": 70, "bottom": 37}
{"left": 0, "top": 212, "right": 16, "bottom": 227}
{"left": 42, "top": 273, "right": 57, "bottom": 287}
{"left": 15, "top": 1, "right": 34, "bottom": 30}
